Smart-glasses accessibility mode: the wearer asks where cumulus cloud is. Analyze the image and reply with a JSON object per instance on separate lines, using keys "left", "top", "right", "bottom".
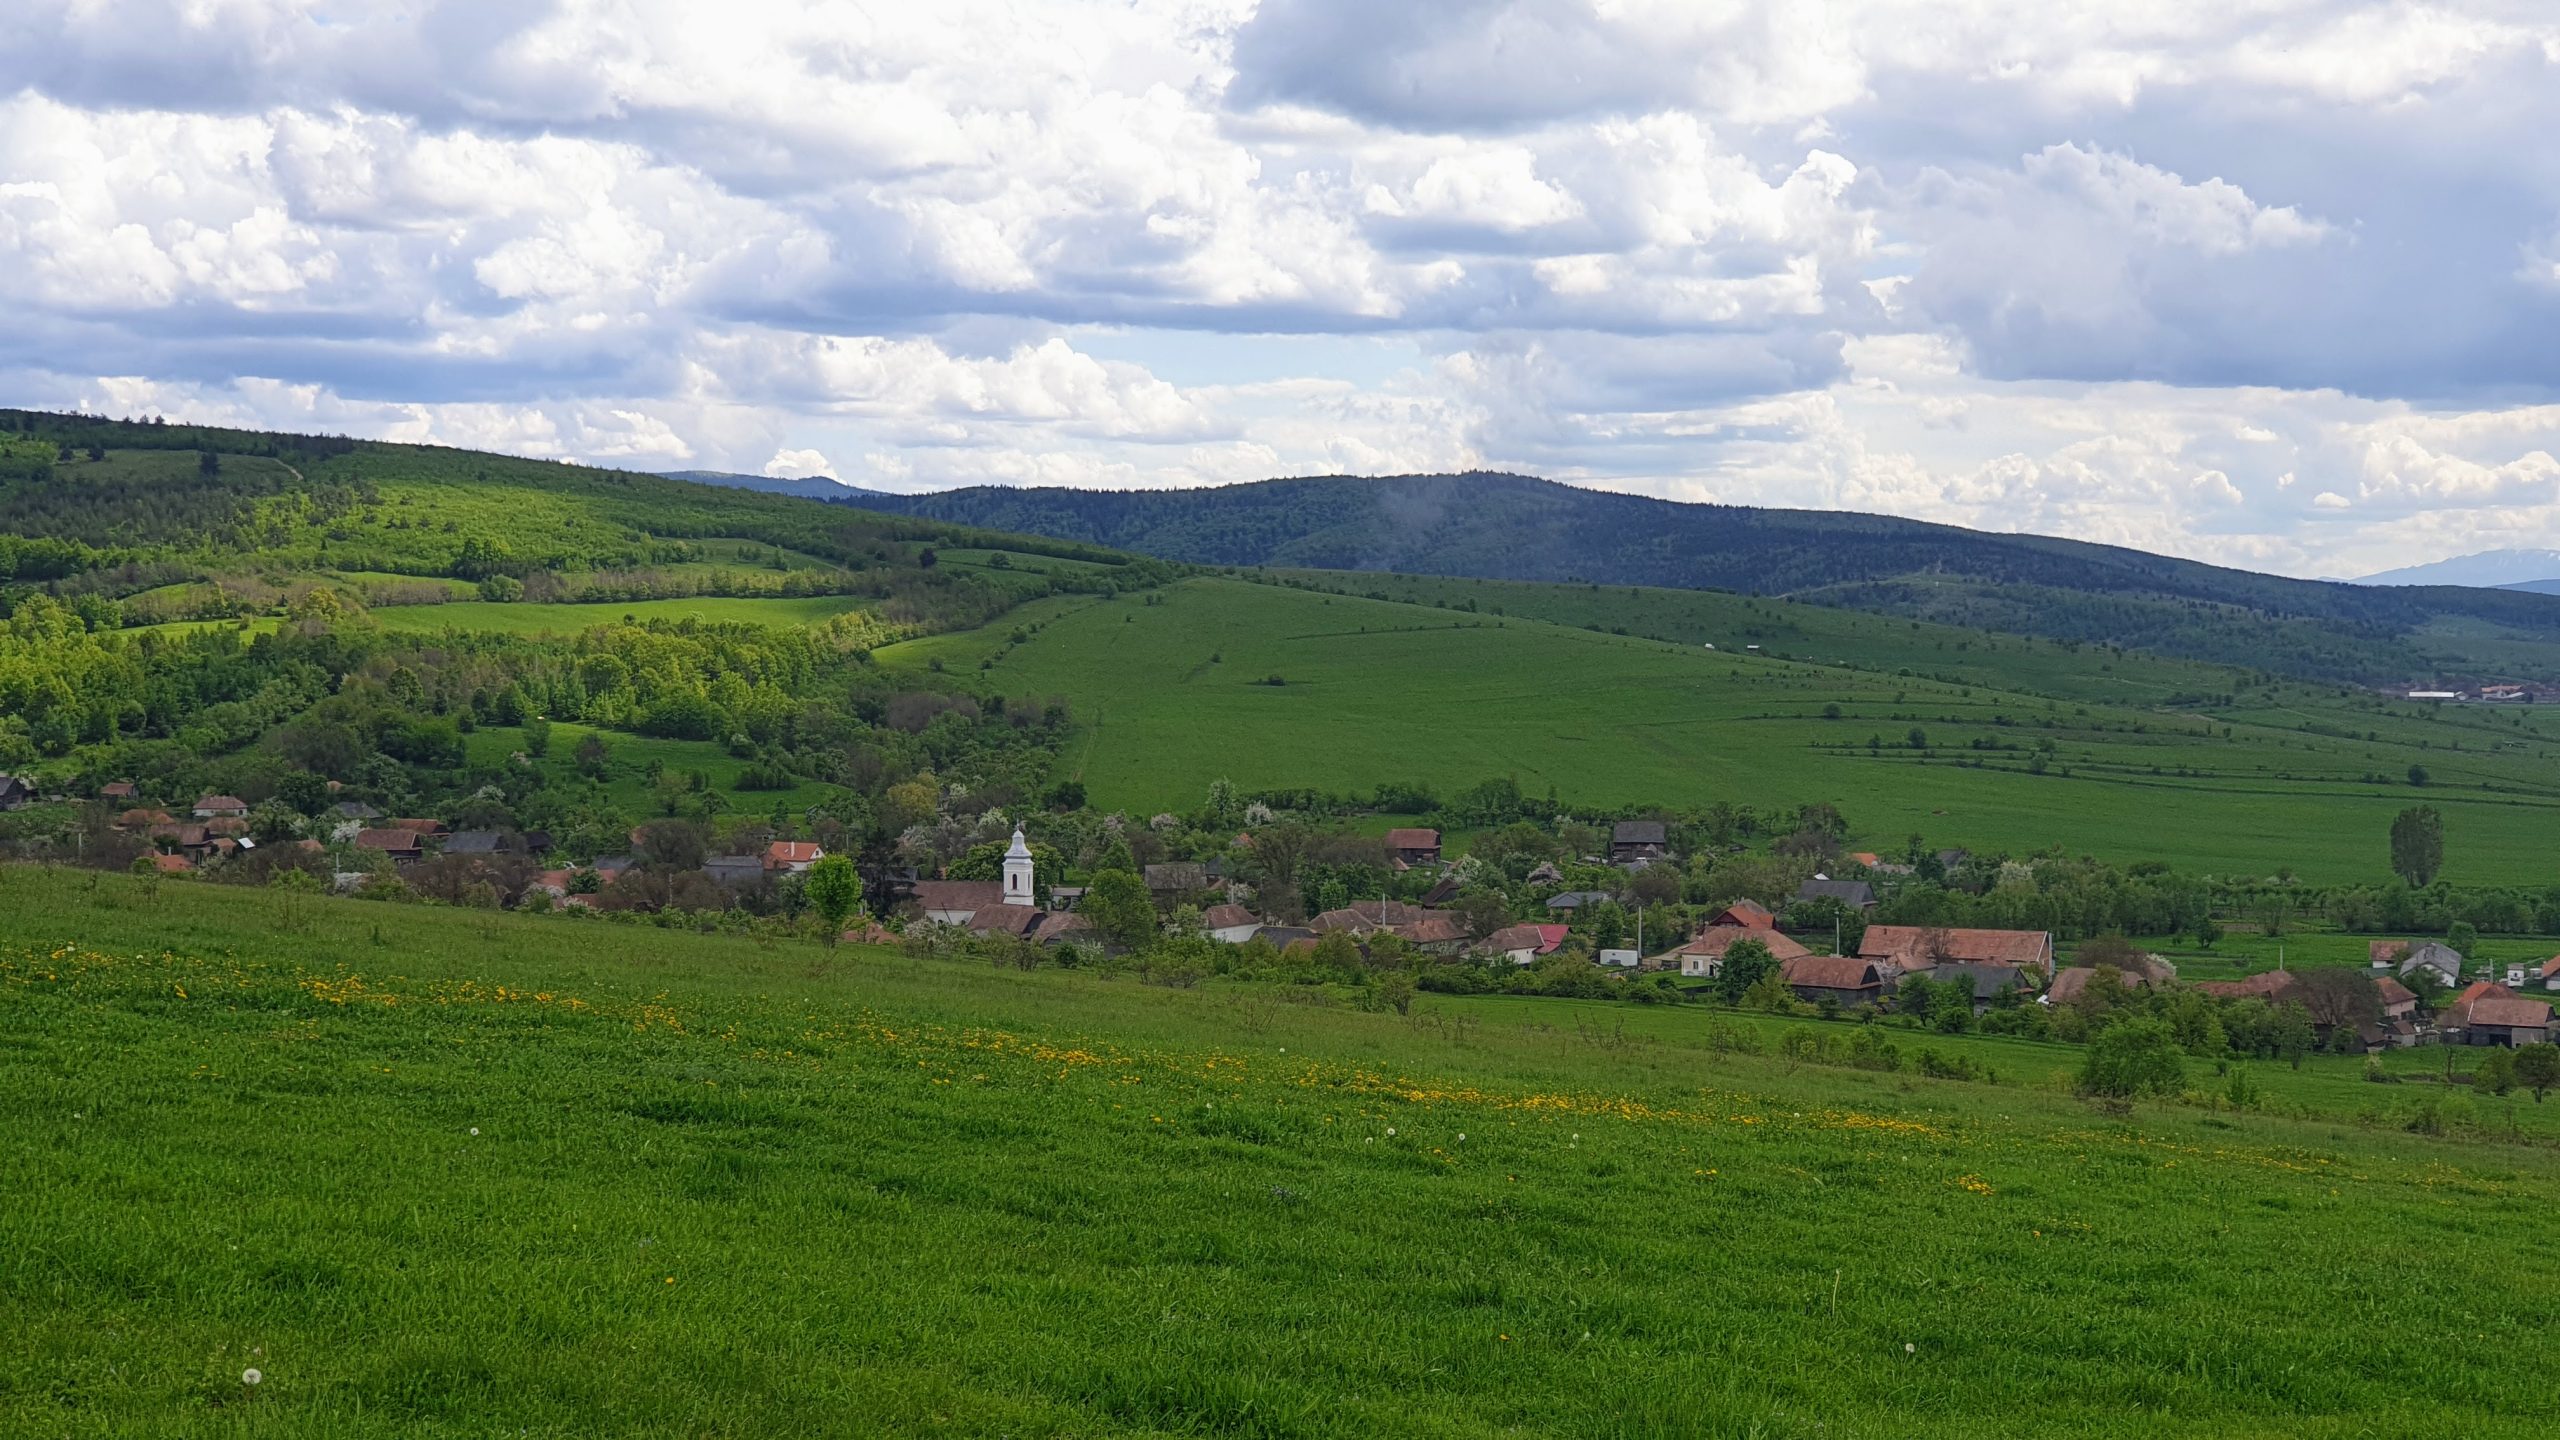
{"left": 3, "top": 0, "right": 2560, "bottom": 574}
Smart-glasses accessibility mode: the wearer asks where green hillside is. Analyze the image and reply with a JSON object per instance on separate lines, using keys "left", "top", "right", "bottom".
{"left": 843, "top": 472, "right": 2560, "bottom": 684}
{"left": 6, "top": 868, "right": 2555, "bottom": 1438}
{"left": 879, "top": 576, "right": 2560, "bottom": 883}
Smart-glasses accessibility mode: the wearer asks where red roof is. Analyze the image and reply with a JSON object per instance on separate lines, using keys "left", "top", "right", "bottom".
{"left": 765, "top": 840, "right": 824, "bottom": 866}
{"left": 119, "top": 808, "right": 173, "bottom": 827}
{"left": 2373, "top": 976, "right": 2417, "bottom": 1006}
{"left": 2468, "top": 998, "right": 2552, "bottom": 1030}
{"left": 386, "top": 818, "right": 445, "bottom": 834}
{"left": 1199, "top": 904, "right": 1257, "bottom": 930}
{"left": 1385, "top": 828, "right": 1441, "bottom": 850}
{"left": 2193, "top": 970, "right": 2296, "bottom": 1001}
{"left": 1675, "top": 925, "right": 1811, "bottom": 962}
{"left": 194, "top": 795, "right": 248, "bottom": 812}
{"left": 100, "top": 782, "right": 136, "bottom": 799}
{"left": 1394, "top": 915, "right": 1470, "bottom": 945}
{"left": 353, "top": 828, "right": 422, "bottom": 853}
{"left": 1782, "top": 956, "right": 1882, "bottom": 990}
{"left": 1707, "top": 900, "right": 1776, "bottom": 929}
{"left": 2369, "top": 940, "right": 2411, "bottom": 965}
{"left": 148, "top": 853, "right": 193, "bottom": 873}
{"left": 1860, "top": 926, "right": 2051, "bottom": 971}
{"left": 2537, "top": 956, "right": 2560, "bottom": 980}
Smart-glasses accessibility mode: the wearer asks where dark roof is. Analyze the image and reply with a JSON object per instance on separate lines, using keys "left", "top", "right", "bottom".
{"left": 1782, "top": 956, "right": 1882, "bottom": 990}
{"left": 330, "top": 801, "right": 383, "bottom": 819}
{"left": 1611, "top": 821, "right": 1667, "bottom": 845}
{"left": 1254, "top": 926, "right": 1317, "bottom": 949}
{"left": 1796, "top": 879, "right": 1876, "bottom": 907}
{"left": 1545, "top": 890, "right": 1613, "bottom": 910}
{"left": 444, "top": 830, "right": 507, "bottom": 854}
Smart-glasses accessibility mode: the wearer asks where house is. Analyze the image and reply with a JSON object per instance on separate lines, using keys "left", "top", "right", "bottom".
{"left": 1310, "top": 900, "right": 1456, "bottom": 937}
{"left": 192, "top": 794, "right": 249, "bottom": 819}
{"left": 2536, "top": 956, "right": 2560, "bottom": 992}
{"left": 1647, "top": 925, "right": 1811, "bottom": 977}
{"left": 329, "top": 800, "right": 384, "bottom": 822}
{"left": 352, "top": 828, "right": 423, "bottom": 868}
{"left": 1144, "top": 862, "right": 1208, "bottom": 899}
{"left": 1481, "top": 923, "right": 1569, "bottom": 966}
{"left": 444, "top": 830, "right": 508, "bottom": 856}
{"left": 1394, "top": 914, "right": 1473, "bottom": 953}
{"left": 764, "top": 840, "right": 824, "bottom": 874}
{"left": 1385, "top": 828, "right": 1442, "bottom": 866}
{"left": 146, "top": 852, "right": 193, "bottom": 874}
{"left": 703, "top": 855, "right": 767, "bottom": 886}
{"left": 98, "top": 781, "right": 136, "bottom": 803}
{"left": 1255, "top": 925, "right": 1318, "bottom": 952}
{"left": 912, "top": 880, "right": 1007, "bottom": 926}
{"left": 2398, "top": 942, "right": 2463, "bottom": 987}
{"left": 1925, "top": 962, "right": 2036, "bottom": 1012}
{"left": 2368, "top": 939, "right": 2410, "bottom": 970}
{"left": 118, "top": 808, "right": 173, "bottom": 829}
{"left": 2045, "top": 966, "right": 2157, "bottom": 1007}
{"left": 1523, "top": 861, "right": 1565, "bottom": 887}
{"left": 1609, "top": 820, "right": 1669, "bottom": 864}
{"left": 1848, "top": 851, "right": 1915, "bottom": 876}
{"left": 1795, "top": 878, "right": 1877, "bottom": 910}
{"left": 1858, "top": 926, "right": 2055, "bottom": 975}
{"left": 2464, "top": 997, "right": 2553, "bottom": 1047}
{"left": 2192, "top": 970, "right": 2297, "bottom": 1002}
{"left": 386, "top": 818, "right": 447, "bottom": 836}
{"left": 149, "top": 822, "right": 215, "bottom": 860}
{"left": 202, "top": 817, "right": 250, "bottom": 839}
{"left": 1705, "top": 900, "right": 1776, "bottom": 930}
{"left": 1780, "top": 955, "right": 1887, "bottom": 1007}
{"left": 1047, "top": 886, "right": 1087, "bottom": 910}
{"left": 1418, "top": 874, "right": 1462, "bottom": 906}
{"left": 1200, "top": 904, "right": 1263, "bottom": 944}
{"left": 1935, "top": 849, "right": 1970, "bottom": 873}
{"left": 2367, "top": 976, "right": 2424, "bottom": 1048}
{"left": 1544, "top": 890, "right": 1614, "bottom": 914}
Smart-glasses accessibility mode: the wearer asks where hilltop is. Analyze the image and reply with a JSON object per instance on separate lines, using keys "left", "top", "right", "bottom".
{"left": 836, "top": 472, "right": 2560, "bottom": 684}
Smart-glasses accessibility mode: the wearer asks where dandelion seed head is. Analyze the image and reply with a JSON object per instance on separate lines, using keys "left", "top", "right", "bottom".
{"left": 1904, "top": 1343, "right": 1916, "bottom": 1354}
{"left": 242, "top": 1368, "right": 262, "bottom": 1386}
{"left": 469, "top": 1127, "right": 479, "bottom": 1136}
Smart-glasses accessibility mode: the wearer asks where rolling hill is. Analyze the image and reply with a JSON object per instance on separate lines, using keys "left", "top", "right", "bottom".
{"left": 876, "top": 573, "right": 2560, "bottom": 883}
{"left": 836, "top": 472, "right": 2560, "bottom": 683}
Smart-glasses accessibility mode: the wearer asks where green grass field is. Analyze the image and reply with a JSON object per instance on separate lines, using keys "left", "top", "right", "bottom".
{"left": 463, "top": 722, "right": 845, "bottom": 816}
{"left": 877, "top": 578, "right": 2560, "bottom": 884}
{"left": 5, "top": 867, "right": 2556, "bottom": 1437}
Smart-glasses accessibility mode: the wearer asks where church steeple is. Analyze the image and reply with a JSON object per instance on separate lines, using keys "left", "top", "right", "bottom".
{"left": 1003, "top": 825, "right": 1035, "bottom": 906}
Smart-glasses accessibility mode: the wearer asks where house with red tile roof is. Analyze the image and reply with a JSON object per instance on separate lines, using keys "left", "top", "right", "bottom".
{"left": 1481, "top": 923, "right": 1570, "bottom": 965}
{"left": 2462, "top": 997, "right": 2552, "bottom": 1048}
{"left": 192, "top": 794, "right": 249, "bottom": 819}
{"left": 764, "top": 840, "right": 824, "bottom": 873}
{"left": 1648, "top": 925, "right": 1810, "bottom": 978}
{"left": 1860, "top": 925, "right": 2054, "bottom": 974}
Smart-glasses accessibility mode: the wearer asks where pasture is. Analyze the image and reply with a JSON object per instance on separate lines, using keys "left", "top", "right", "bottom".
{"left": 4, "top": 867, "right": 2556, "bottom": 1438}
{"left": 878, "top": 578, "right": 2560, "bottom": 884}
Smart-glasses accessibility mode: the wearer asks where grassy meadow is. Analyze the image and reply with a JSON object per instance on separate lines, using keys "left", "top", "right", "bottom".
{"left": 370, "top": 594, "right": 874, "bottom": 636}
{"left": 878, "top": 578, "right": 2560, "bottom": 883}
{"left": 6, "top": 866, "right": 2558, "bottom": 1438}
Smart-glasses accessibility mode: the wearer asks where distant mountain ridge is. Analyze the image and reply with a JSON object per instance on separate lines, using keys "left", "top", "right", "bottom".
{"left": 2354, "top": 548, "right": 2560, "bottom": 590}
{"left": 830, "top": 471, "right": 2560, "bottom": 683}
{"left": 660, "top": 469, "right": 892, "bottom": 501}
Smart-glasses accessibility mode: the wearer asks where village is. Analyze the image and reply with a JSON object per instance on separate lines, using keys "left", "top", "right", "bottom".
{"left": 42, "top": 773, "right": 2557, "bottom": 1064}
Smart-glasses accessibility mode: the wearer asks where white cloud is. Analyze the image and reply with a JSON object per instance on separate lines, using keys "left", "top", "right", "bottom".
{"left": 0, "top": 0, "right": 2558, "bottom": 575}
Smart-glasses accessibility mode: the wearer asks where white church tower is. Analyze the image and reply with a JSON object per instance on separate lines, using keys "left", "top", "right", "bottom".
{"left": 1002, "top": 825, "right": 1035, "bottom": 907}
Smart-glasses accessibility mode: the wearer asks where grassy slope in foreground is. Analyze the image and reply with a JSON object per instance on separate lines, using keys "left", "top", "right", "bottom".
{"left": 4, "top": 867, "right": 2554, "bottom": 1438}
{"left": 878, "top": 577, "right": 2560, "bottom": 884}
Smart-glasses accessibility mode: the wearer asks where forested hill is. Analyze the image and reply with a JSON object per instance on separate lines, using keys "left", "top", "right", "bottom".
{"left": 838, "top": 472, "right": 2560, "bottom": 683}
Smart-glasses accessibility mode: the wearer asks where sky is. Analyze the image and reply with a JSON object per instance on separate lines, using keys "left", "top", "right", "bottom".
{"left": 4, "top": 2, "right": 2560, "bottom": 579}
